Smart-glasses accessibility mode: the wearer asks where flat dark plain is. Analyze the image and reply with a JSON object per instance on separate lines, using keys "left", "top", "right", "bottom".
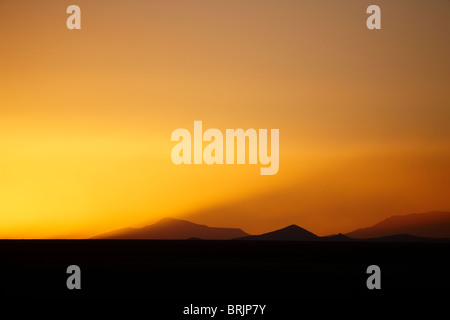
{"left": 1, "top": 240, "right": 449, "bottom": 302}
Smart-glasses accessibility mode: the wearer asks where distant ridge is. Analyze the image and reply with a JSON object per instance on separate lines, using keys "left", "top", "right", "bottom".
{"left": 346, "top": 211, "right": 450, "bottom": 239}
{"left": 91, "top": 211, "right": 450, "bottom": 242}
{"left": 236, "top": 224, "right": 319, "bottom": 241}
{"left": 92, "top": 218, "right": 248, "bottom": 240}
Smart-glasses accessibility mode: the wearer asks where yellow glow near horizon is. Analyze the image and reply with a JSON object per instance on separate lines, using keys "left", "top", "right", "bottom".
{"left": 1, "top": 0, "right": 449, "bottom": 238}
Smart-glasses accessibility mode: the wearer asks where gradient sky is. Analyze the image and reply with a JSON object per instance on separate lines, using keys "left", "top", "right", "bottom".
{"left": 1, "top": 0, "right": 449, "bottom": 238}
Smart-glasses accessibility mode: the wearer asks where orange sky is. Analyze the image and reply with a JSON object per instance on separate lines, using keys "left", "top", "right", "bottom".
{"left": 1, "top": 0, "right": 449, "bottom": 238}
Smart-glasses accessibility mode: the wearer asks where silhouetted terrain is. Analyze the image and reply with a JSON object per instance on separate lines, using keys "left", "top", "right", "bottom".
{"left": 2, "top": 240, "right": 450, "bottom": 306}
{"left": 346, "top": 211, "right": 450, "bottom": 239}
{"left": 91, "top": 211, "right": 450, "bottom": 242}
{"left": 92, "top": 217, "right": 248, "bottom": 240}
{"left": 320, "top": 233, "right": 353, "bottom": 242}
{"left": 4, "top": 213, "right": 450, "bottom": 306}
{"left": 236, "top": 224, "right": 319, "bottom": 241}
{"left": 235, "top": 225, "right": 450, "bottom": 243}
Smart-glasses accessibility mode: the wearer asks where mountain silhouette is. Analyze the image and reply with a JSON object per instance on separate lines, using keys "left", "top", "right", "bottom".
{"left": 346, "top": 211, "right": 450, "bottom": 239}
{"left": 91, "top": 211, "right": 450, "bottom": 242}
{"left": 236, "top": 224, "right": 319, "bottom": 241}
{"left": 92, "top": 217, "right": 248, "bottom": 240}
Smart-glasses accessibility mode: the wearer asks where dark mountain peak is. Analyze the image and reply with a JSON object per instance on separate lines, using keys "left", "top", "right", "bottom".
{"left": 277, "top": 224, "right": 303, "bottom": 232}
{"left": 321, "top": 233, "right": 352, "bottom": 241}
{"left": 237, "top": 224, "right": 319, "bottom": 241}
{"left": 284, "top": 224, "right": 302, "bottom": 229}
